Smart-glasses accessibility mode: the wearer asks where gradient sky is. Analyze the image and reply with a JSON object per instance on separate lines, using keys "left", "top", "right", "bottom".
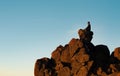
{"left": 0, "top": 0, "right": 120, "bottom": 76}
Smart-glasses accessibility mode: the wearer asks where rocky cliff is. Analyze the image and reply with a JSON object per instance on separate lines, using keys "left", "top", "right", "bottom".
{"left": 34, "top": 22, "right": 120, "bottom": 76}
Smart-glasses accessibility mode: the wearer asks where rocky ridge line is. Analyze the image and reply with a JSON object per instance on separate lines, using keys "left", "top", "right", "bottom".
{"left": 34, "top": 22, "right": 120, "bottom": 76}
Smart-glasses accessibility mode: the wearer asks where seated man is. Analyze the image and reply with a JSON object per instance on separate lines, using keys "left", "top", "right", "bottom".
{"left": 78, "top": 21, "right": 93, "bottom": 42}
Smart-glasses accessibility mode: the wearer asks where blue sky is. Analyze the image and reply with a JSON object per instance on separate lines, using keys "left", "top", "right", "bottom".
{"left": 0, "top": 0, "right": 120, "bottom": 76}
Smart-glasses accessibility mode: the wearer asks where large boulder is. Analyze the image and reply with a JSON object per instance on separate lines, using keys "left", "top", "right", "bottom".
{"left": 51, "top": 45, "right": 64, "bottom": 62}
{"left": 68, "top": 38, "right": 83, "bottom": 57}
{"left": 114, "top": 47, "right": 120, "bottom": 60}
{"left": 108, "top": 47, "right": 120, "bottom": 74}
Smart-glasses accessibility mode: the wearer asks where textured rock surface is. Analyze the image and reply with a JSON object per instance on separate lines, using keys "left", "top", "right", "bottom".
{"left": 34, "top": 22, "right": 120, "bottom": 76}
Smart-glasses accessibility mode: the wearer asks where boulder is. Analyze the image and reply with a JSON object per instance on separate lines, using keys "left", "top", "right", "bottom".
{"left": 114, "top": 47, "right": 120, "bottom": 60}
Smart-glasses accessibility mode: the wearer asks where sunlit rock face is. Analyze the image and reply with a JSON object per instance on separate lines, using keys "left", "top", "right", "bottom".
{"left": 34, "top": 22, "right": 120, "bottom": 76}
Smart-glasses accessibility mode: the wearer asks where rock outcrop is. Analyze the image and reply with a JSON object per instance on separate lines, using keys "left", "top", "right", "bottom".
{"left": 34, "top": 22, "right": 120, "bottom": 76}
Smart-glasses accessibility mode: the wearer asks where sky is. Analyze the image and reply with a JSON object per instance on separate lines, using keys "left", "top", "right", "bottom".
{"left": 0, "top": 0, "right": 120, "bottom": 76}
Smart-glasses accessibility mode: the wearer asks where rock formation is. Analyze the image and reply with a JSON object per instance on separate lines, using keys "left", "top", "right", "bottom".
{"left": 34, "top": 22, "right": 120, "bottom": 76}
